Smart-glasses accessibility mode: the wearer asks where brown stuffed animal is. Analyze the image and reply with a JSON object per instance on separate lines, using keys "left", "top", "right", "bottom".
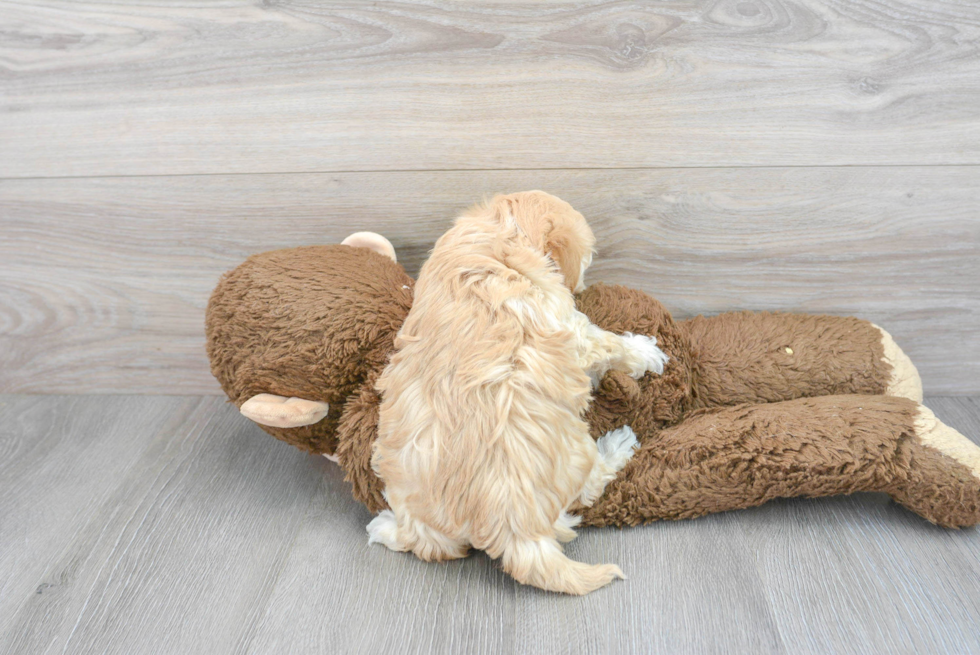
{"left": 206, "top": 234, "right": 980, "bottom": 529}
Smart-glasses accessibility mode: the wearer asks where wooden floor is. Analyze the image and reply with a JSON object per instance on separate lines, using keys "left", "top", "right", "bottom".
{"left": 0, "top": 394, "right": 978, "bottom": 654}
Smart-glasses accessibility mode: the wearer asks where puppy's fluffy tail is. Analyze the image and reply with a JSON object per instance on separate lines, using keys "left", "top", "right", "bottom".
{"left": 502, "top": 538, "right": 624, "bottom": 595}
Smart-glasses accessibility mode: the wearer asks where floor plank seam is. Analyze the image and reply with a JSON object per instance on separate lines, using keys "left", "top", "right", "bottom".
{"left": 3, "top": 162, "right": 980, "bottom": 183}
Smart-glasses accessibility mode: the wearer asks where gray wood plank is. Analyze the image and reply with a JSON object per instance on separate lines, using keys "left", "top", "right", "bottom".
{"left": 0, "top": 396, "right": 323, "bottom": 655}
{"left": 513, "top": 517, "right": 785, "bottom": 654}
{"left": 2, "top": 167, "right": 977, "bottom": 394}
{"left": 0, "top": 395, "right": 194, "bottom": 634}
{"left": 2, "top": 0, "right": 980, "bottom": 177}
{"left": 245, "top": 463, "right": 515, "bottom": 655}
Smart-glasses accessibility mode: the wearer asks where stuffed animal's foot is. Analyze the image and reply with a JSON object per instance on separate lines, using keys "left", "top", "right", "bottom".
{"left": 578, "top": 426, "right": 639, "bottom": 507}
{"left": 342, "top": 232, "right": 397, "bottom": 262}
{"left": 890, "top": 405, "right": 980, "bottom": 528}
{"left": 873, "top": 324, "right": 923, "bottom": 403}
{"left": 915, "top": 406, "right": 980, "bottom": 477}
{"left": 239, "top": 394, "right": 330, "bottom": 428}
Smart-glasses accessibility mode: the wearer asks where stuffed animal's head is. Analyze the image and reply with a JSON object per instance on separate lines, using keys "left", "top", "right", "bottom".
{"left": 205, "top": 235, "right": 413, "bottom": 455}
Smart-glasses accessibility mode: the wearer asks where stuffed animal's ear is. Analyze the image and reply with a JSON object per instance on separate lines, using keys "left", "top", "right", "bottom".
{"left": 341, "top": 232, "right": 397, "bottom": 262}
{"left": 239, "top": 394, "right": 330, "bottom": 428}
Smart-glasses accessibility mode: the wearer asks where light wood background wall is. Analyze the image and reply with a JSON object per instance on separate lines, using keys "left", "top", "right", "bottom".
{"left": 1, "top": 0, "right": 978, "bottom": 395}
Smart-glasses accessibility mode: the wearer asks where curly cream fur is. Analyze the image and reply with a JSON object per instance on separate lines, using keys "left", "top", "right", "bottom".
{"left": 369, "top": 191, "right": 663, "bottom": 594}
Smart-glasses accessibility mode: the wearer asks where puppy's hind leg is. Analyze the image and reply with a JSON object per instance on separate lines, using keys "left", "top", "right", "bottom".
{"left": 553, "top": 510, "right": 582, "bottom": 543}
{"left": 367, "top": 510, "right": 470, "bottom": 562}
{"left": 366, "top": 510, "right": 406, "bottom": 551}
{"left": 490, "top": 425, "right": 632, "bottom": 594}
{"left": 578, "top": 426, "right": 639, "bottom": 507}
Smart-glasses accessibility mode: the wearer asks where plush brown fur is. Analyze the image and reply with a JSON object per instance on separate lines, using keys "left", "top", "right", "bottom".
{"left": 206, "top": 244, "right": 980, "bottom": 529}
{"left": 683, "top": 311, "right": 889, "bottom": 408}
{"left": 579, "top": 395, "right": 980, "bottom": 529}
{"left": 206, "top": 245, "right": 413, "bottom": 455}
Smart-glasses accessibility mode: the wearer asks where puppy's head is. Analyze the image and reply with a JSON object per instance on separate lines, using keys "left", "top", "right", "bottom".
{"left": 486, "top": 191, "right": 596, "bottom": 292}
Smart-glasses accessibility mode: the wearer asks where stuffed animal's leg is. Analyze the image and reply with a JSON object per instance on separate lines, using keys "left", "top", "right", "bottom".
{"left": 576, "top": 395, "right": 980, "bottom": 529}
{"left": 680, "top": 312, "right": 922, "bottom": 408}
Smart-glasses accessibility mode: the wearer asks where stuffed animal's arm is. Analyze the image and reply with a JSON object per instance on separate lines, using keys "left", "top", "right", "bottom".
{"left": 576, "top": 395, "right": 980, "bottom": 529}
{"left": 679, "top": 311, "right": 922, "bottom": 409}
{"left": 334, "top": 375, "right": 388, "bottom": 513}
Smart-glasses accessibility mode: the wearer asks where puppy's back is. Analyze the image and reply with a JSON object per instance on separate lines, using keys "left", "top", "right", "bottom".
{"left": 375, "top": 215, "right": 588, "bottom": 523}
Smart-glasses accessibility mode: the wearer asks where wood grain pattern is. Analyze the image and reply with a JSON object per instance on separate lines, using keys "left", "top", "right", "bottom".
{"left": 0, "top": 395, "right": 193, "bottom": 634}
{"left": 513, "top": 516, "right": 785, "bottom": 654}
{"left": 2, "top": 167, "right": 977, "bottom": 395}
{"left": 4, "top": 394, "right": 978, "bottom": 654}
{"left": 245, "top": 469, "right": 515, "bottom": 655}
{"left": 2, "top": 0, "right": 980, "bottom": 177}
{"left": 0, "top": 395, "right": 323, "bottom": 655}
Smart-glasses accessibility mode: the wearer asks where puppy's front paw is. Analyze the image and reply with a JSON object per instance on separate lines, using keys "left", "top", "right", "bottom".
{"left": 622, "top": 333, "right": 669, "bottom": 377}
{"left": 578, "top": 426, "right": 639, "bottom": 508}
{"left": 597, "top": 426, "right": 640, "bottom": 473}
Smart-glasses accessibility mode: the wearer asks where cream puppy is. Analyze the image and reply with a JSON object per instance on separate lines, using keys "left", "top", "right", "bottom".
{"left": 368, "top": 191, "right": 667, "bottom": 595}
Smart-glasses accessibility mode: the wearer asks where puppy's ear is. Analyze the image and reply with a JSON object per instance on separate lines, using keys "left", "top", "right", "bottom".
{"left": 495, "top": 193, "right": 543, "bottom": 245}
{"left": 544, "top": 220, "right": 585, "bottom": 291}
{"left": 497, "top": 191, "right": 594, "bottom": 290}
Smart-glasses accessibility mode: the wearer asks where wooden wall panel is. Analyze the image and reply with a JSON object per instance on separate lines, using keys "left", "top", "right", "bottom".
{"left": 2, "top": 0, "right": 980, "bottom": 177}
{"left": 1, "top": 167, "right": 977, "bottom": 394}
